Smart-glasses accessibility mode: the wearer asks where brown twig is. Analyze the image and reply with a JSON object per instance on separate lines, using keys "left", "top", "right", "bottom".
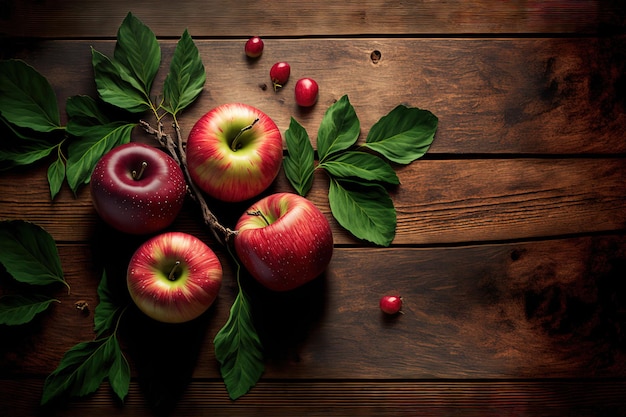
{"left": 139, "top": 119, "right": 238, "bottom": 245}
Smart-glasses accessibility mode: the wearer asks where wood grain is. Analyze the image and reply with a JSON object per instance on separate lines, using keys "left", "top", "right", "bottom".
{"left": 4, "top": 37, "right": 625, "bottom": 155}
{"left": 1, "top": 2, "right": 625, "bottom": 415}
{"left": 3, "top": 236, "right": 625, "bottom": 381}
{"left": 2, "top": 379, "right": 625, "bottom": 417}
{"left": 2, "top": 158, "right": 625, "bottom": 244}
{"left": 2, "top": 0, "right": 623, "bottom": 38}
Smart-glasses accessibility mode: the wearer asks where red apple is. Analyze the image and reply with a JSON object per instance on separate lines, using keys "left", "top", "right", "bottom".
{"left": 234, "top": 193, "right": 333, "bottom": 291}
{"left": 127, "top": 231, "right": 223, "bottom": 323}
{"left": 90, "top": 142, "right": 187, "bottom": 235}
{"left": 186, "top": 103, "right": 283, "bottom": 202}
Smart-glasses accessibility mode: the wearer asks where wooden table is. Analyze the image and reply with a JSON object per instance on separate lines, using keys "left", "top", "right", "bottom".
{"left": 2, "top": 1, "right": 626, "bottom": 416}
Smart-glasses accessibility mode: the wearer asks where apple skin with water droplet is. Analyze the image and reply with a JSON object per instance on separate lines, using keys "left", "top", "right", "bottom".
{"left": 127, "top": 231, "right": 223, "bottom": 323}
{"left": 234, "top": 193, "right": 334, "bottom": 292}
{"left": 90, "top": 142, "right": 187, "bottom": 235}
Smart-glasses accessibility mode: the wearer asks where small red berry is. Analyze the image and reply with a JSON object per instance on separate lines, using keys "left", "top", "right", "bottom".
{"left": 245, "top": 36, "right": 264, "bottom": 58}
{"left": 380, "top": 295, "right": 403, "bottom": 315}
{"left": 270, "top": 62, "right": 291, "bottom": 91}
{"left": 295, "top": 78, "right": 319, "bottom": 107}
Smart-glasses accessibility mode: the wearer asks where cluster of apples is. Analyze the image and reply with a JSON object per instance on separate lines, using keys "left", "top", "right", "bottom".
{"left": 90, "top": 103, "right": 333, "bottom": 323}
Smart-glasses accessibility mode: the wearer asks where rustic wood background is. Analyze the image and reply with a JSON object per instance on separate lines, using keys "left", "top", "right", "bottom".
{"left": 1, "top": 1, "right": 625, "bottom": 416}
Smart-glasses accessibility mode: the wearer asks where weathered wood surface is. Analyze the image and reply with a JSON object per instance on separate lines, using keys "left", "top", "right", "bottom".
{"left": 2, "top": 380, "right": 626, "bottom": 417}
{"left": 1, "top": 158, "right": 626, "bottom": 245}
{"left": 2, "top": 0, "right": 624, "bottom": 37}
{"left": 3, "top": 38, "right": 625, "bottom": 155}
{"left": 2, "top": 238, "right": 626, "bottom": 379}
{"left": 1, "top": 2, "right": 626, "bottom": 416}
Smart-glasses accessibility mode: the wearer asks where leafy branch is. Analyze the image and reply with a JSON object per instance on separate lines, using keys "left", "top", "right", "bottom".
{"left": 284, "top": 95, "right": 438, "bottom": 246}
{"left": 213, "top": 246, "right": 264, "bottom": 400}
{"left": 0, "top": 12, "right": 260, "bottom": 403}
{"left": 41, "top": 271, "right": 131, "bottom": 405}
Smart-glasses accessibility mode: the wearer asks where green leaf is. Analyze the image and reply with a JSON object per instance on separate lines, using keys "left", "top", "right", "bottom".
{"left": 65, "top": 122, "right": 134, "bottom": 193}
{"left": 364, "top": 105, "right": 438, "bottom": 164}
{"left": 91, "top": 48, "right": 151, "bottom": 113}
{"left": 0, "top": 138, "right": 57, "bottom": 170}
{"left": 163, "top": 29, "right": 206, "bottom": 116}
{"left": 94, "top": 271, "right": 124, "bottom": 337}
{"left": 0, "top": 115, "right": 63, "bottom": 170}
{"left": 66, "top": 95, "right": 110, "bottom": 126}
{"left": 214, "top": 288, "right": 264, "bottom": 400}
{"left": 0, "top": 220, "right": 68, "bottom": 289}
{"left": 320, "top": 151, "right": 399, "bottom": 185}
{"left": 328, "top": 179, "right": 396, "bottom": 246}
{"left": 47, "top": 152, "right": 66, "bottom": 200}
{"left": 114, "top": 12, "right": 161, "bottom": 95}
{"left": 0, "top": 59, "right": 62, "bottom": 132}
{"left": 0, "top": 294, "right": 59, "bottom": 325}
{"left": 41, "top": 335, "right": 128, "bottom": 405}
{"left": 316, "top": 95, "right": 360, "bottom": 162}
{"left": 108, "top": 343, "right": 131, "bottom": 402}
{"left": 283, "top": 117, "right": 315, "bottom": 196}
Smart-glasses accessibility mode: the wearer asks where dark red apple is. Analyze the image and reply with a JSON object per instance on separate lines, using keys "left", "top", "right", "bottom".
{"left": 90, "top": 142, "right": 187, "bottom": 235}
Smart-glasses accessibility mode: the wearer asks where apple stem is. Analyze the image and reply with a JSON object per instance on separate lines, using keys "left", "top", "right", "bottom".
{"left": 247, "top": 210, "right": 270, "bottom": 226}
{"left": 131, "top": 161, "right": 148, "bottom": 180}
{"left": 168, "top": 260, "right": 181, "bottom": 281}
{"left": 230, "top": 118, "right": 260, "bottom": 152}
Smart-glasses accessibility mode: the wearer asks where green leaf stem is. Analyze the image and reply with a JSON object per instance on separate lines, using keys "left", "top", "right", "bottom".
{"left": 0, "top": 220, "right": 68, "bottom": 290}
{"left": 0, "top": 294, "right": 59, "bottom": 325}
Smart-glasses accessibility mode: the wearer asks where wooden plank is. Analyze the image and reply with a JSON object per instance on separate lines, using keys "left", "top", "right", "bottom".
{"left": 4, "top": 38, "right": 625, "bottom": 155}
{"left": 2, "top": 158, "right": 625, "bottom": 244}
{"left": 2, "top": 0, "right": 623, "bottom": 38}
{"left": 2, "top": 379, "right": 626, "bottom": 417}
{"left": 3, "top": 236, "right": 625, "bottom": 380}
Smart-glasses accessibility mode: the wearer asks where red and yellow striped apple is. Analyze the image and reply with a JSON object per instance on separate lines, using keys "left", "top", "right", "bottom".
{"left": 127, "top": 232, "right": 223, "bottom": 323}
{"left": 186, "top": 103, "right": 283, "bottom": 203}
